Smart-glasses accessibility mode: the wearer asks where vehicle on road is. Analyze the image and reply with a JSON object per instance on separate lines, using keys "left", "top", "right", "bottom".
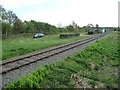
{"left": 33, "top": 33, "right": 44, "bottom": 38}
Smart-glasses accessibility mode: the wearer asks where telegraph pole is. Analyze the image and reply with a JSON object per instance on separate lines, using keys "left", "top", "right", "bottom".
{"left": 118, "top": 1, "right": 120, "bottom": 28}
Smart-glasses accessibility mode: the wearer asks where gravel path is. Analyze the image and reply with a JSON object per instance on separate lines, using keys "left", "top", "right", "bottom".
{"left": 1, "top": 34, "right": 110, "bottom": 89}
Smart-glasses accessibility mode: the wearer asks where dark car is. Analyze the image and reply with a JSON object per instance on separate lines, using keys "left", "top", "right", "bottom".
{"left": 33, "top": 33, "right": 44, "bottom": 38}
{"left": 87, "top": 31, "right": 93, "bottom": 34}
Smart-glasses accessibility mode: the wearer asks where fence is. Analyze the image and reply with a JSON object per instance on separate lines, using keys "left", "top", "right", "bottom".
{"left": 2, "top": 33, "right": 35, "bottom": 39}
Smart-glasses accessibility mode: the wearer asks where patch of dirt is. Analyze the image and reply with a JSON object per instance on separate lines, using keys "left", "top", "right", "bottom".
{"left": 70, "top": 73, "right": 104, "bottom": 88}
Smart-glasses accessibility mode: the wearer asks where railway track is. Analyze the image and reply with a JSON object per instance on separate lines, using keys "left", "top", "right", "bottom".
{"left": 0, "top": 33, "right": 109, "bottom": 75}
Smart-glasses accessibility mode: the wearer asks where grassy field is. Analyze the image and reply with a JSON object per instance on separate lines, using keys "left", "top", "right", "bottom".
{"left": 2, "top": 34, "right": 91, "bottom": 60}
{"left": 5, "top": 32, "right": 119, "bottom": 88}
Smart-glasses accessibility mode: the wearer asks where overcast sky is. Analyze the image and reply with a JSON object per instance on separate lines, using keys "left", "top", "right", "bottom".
{"left": 1, "top": 0, "right": 119, "bottom": 27}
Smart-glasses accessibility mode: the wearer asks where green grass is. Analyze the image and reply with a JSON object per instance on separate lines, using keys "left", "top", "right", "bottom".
{"left": 5, "top": 32, "right": 119, "bottom": 88}
{"left": 2, "top": 34, "right": 91, "bottom": 60}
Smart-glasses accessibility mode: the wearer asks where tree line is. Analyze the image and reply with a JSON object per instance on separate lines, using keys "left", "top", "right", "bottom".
{"left": 1, "top": 6, "right": 82, "bottom": 37}
{"left": 2, "top": 6, "right": 107, "bottom": 38}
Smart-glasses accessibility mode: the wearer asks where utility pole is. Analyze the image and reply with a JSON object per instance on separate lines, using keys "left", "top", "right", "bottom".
{"left": 118, "top": 1, "right": 120, "bottom": 28}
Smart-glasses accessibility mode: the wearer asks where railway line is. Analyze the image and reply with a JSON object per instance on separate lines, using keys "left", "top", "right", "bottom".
{"left": 0, "top": 33, "right": 109, "bottom": 75}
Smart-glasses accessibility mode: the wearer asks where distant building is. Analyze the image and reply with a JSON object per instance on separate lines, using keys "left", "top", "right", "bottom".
{"left": 99, "top": 29, "right": 106, "bottom": 33}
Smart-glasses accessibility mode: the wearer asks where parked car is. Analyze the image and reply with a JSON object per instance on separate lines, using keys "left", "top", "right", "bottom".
{"left": 33, "top": 33, "right": 44, "bottom": 38}
{"left": 87, "top": 31, "right": 93, "bottom": 34}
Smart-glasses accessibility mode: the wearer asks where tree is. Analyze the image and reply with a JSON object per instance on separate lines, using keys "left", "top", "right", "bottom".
{"left": 1, "top": 7, "right": 8, "bottom": 22}
{"left": 44, "top": 23, "right": 51, "bottom": 34}
{"left": 13, "top": 18, "right": 24, "bottom": 33}
{"left": 2, "top": 6, "right": 23, "bottom": 35}
{"left": 95, "top": 24, "right": 99, "bottom": 28}
{"left": 71, "top": 21, "right": 77, "bottom": 29}
{"left": 87, "top": 23, "right": 94, "bottom": 28}
{"left": 95, "top": 24, "right": 99, "bottom": 33}
{"left": 24, "top": 21, "right": 35, "bottom": 33}
{"left": 1, "top": 7, "right": 11, "bottom": 36}
{"left": 67, "top": 24, "right": 74, "bottom": 31}
{"left": 2, "top": 23, "right": 11, "bottom": 35}
{"left": 7, "top": 10, "right": 18, "bottom": 25}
